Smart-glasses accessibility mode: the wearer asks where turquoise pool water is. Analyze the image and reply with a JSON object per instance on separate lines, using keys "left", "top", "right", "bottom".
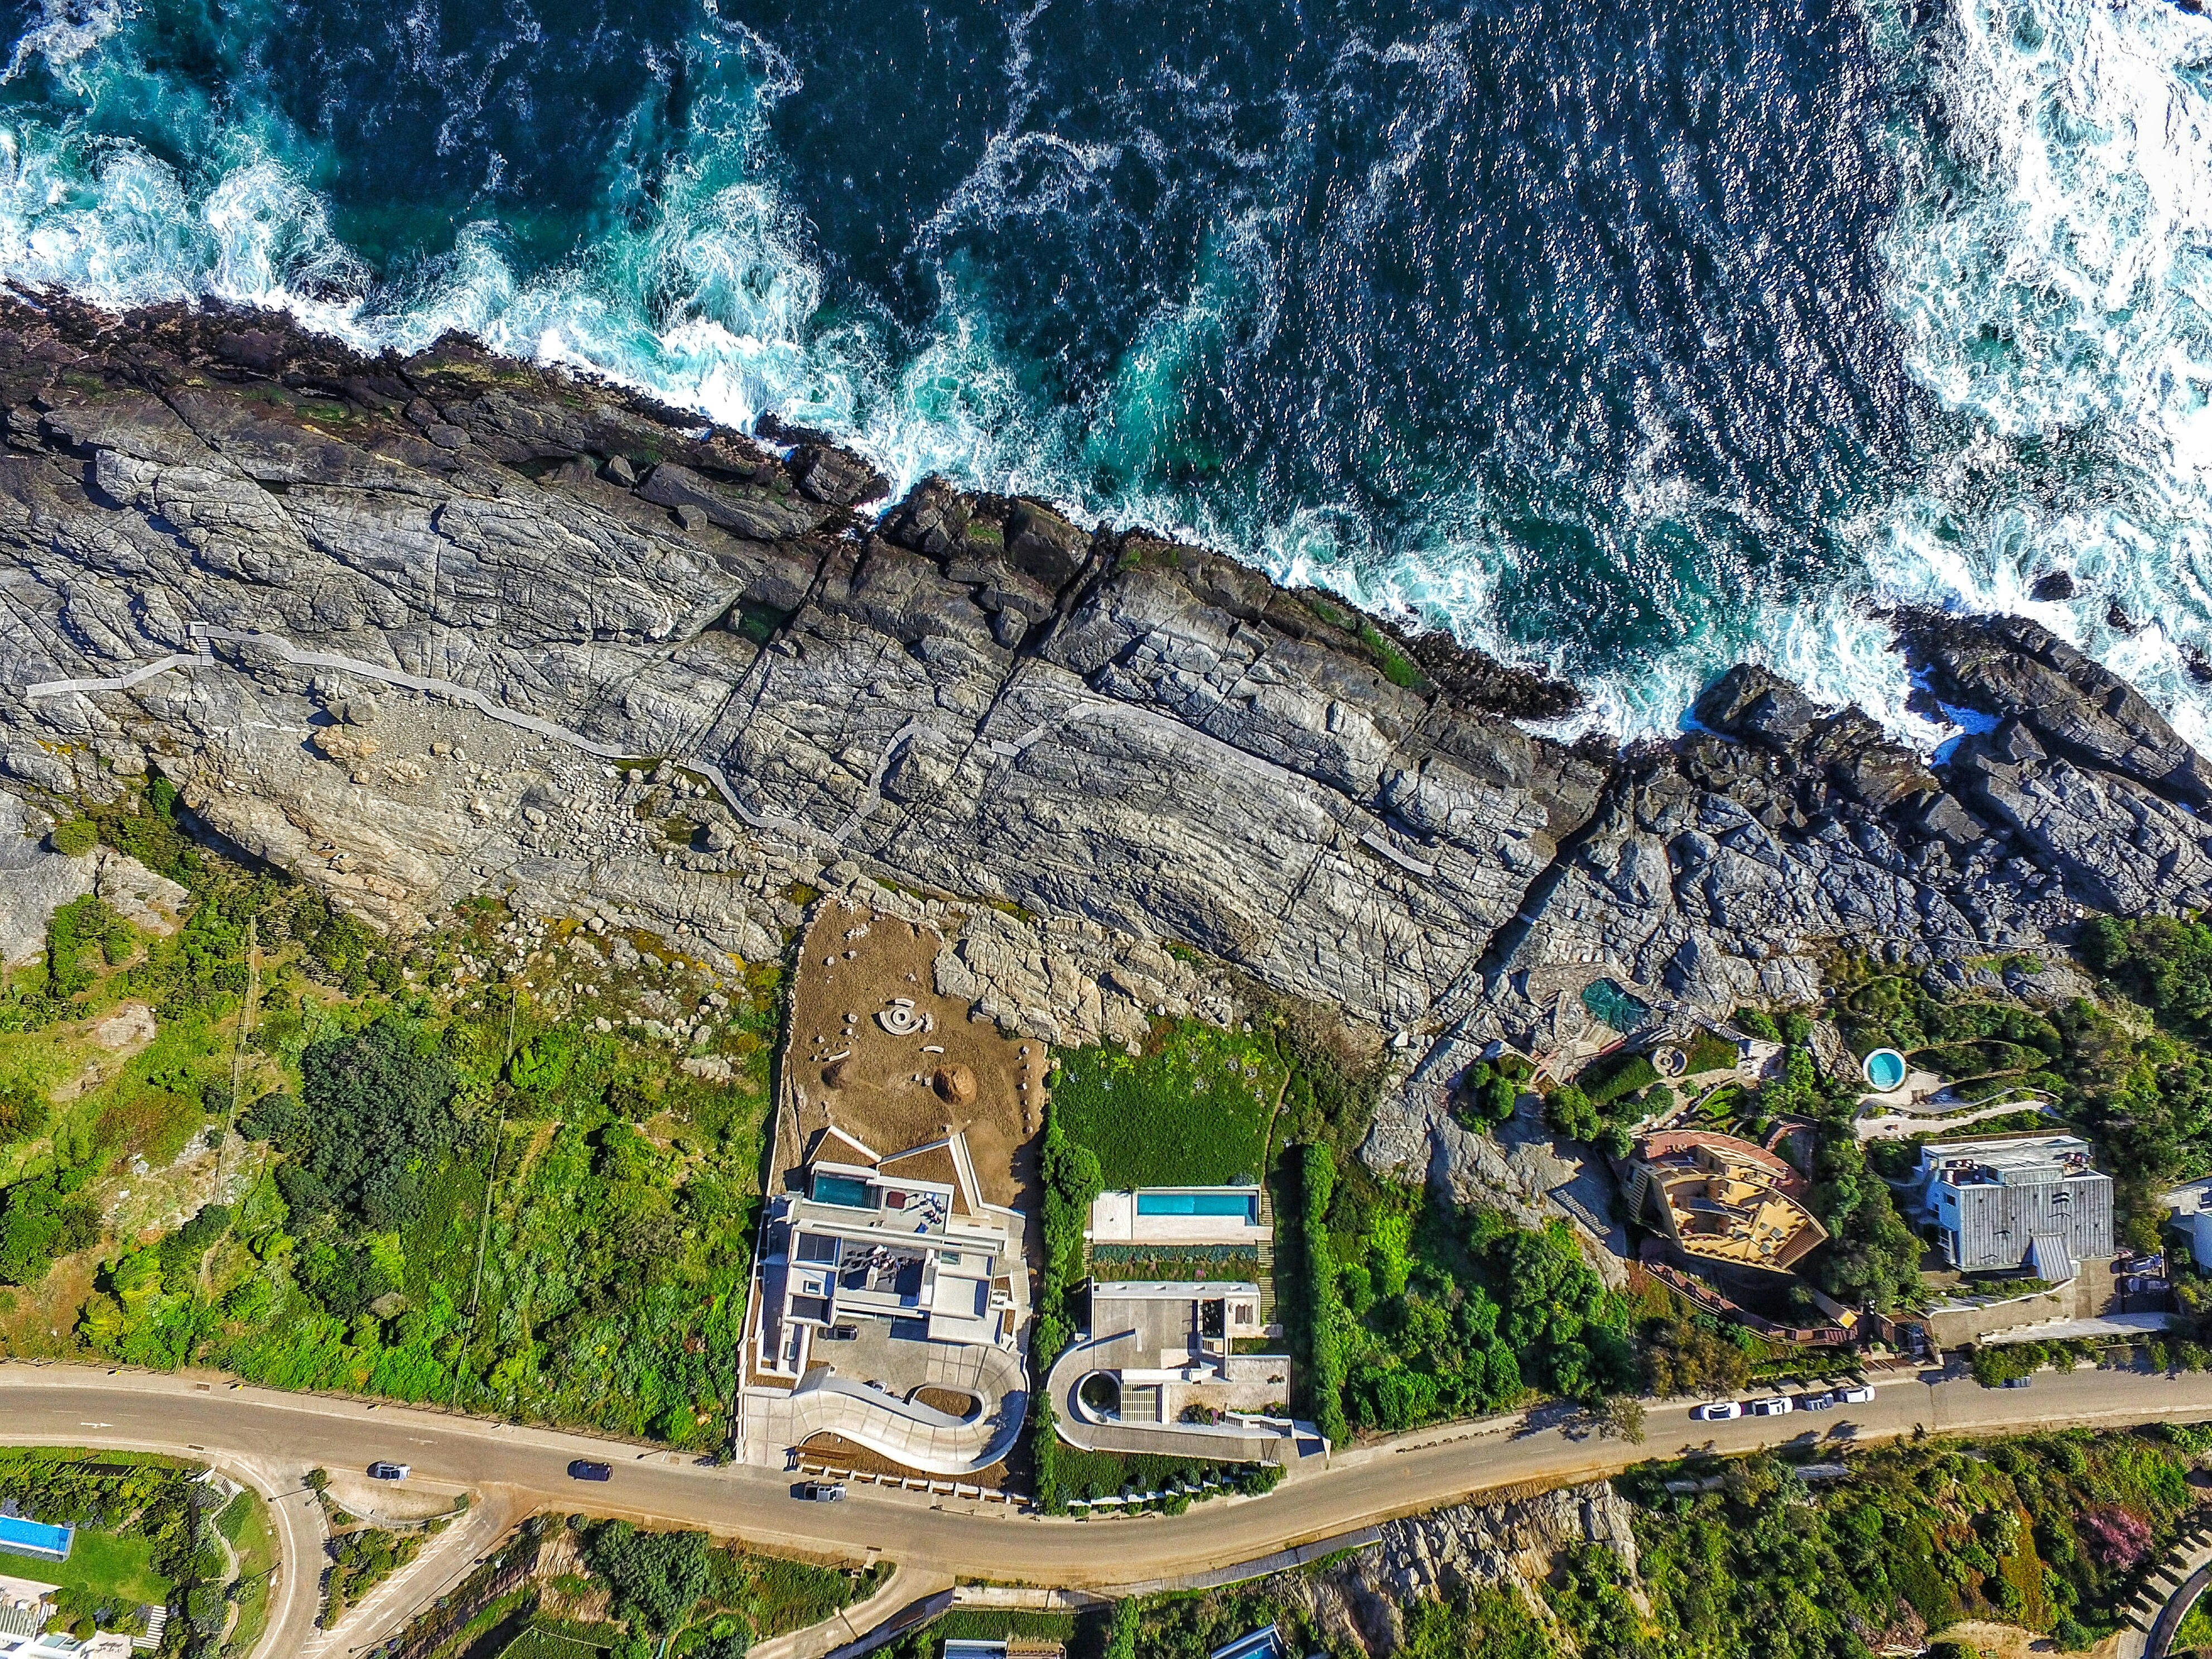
{"left": 1864, "top": 1049, "right": 1907, "bottom": 1091}
{"left": 1582, "top": 979, "right": 1651, "bottom": 1034}
{"left": 1137, "top": 1191, "right": 1257, "bottom": 1221}
{"left": 0, "top": 1515, "right": 73, "bottom": 1559}
{"left": 811, "top": 1174, "right": 874, "bottom": 1209}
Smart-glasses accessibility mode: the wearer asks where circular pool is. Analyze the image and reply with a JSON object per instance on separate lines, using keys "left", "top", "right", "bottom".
{"left": 1862, "top": 1048, "right": 1907, "bottom": 1092}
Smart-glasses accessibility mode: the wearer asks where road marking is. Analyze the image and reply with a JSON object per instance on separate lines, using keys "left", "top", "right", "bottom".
{"left": 79, "top": 1421, "right": 111, "bottom": 1428}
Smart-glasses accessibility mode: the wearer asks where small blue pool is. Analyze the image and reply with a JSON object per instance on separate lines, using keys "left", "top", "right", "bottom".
{"left": 0, "top": 1514, "right": 73, "bottom": 1559}
{"left": 1582, "top": 978, "right": 1650, "bottom": 1035}
{"left": 1863, "top": 1048, "right": 1907, "bottom": 1092}
{"left": 1138, "top": 1190, "right": 1257, "bottom": 1221}
{"left": 811, "top": 1174, "right": 875, "bottom": 1209}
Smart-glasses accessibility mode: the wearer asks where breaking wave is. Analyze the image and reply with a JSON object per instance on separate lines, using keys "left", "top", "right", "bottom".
{"left": 0, "top": 0, "right": 2205, "bottom": 750}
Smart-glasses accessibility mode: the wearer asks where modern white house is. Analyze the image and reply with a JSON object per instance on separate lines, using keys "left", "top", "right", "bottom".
{"left": 741, "top": 1126, "right": 1033, "bottom": 1476}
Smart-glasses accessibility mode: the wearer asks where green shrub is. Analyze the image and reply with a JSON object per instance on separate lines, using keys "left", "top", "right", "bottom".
{"left": 50, "top": 818, "right": 97, "bottom": 857}
{"left": 1579, "top": 1050, "right": 1660, "bottom": 1106}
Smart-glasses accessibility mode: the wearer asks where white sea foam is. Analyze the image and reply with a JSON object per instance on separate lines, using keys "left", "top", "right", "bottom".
{"left": 4, "top": 0, "right": 2212, "bottom": 756}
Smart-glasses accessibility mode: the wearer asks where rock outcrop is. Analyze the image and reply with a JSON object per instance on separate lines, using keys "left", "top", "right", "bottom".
{"left": 1261, "top": 1481, "right": 1640, "bottom": 1653}
{"left": 0, "top": 293, "right": 2204, "bottom": 1181}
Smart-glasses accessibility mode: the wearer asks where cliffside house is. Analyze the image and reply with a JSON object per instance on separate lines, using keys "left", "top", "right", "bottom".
{"left": 1621, "top": 1130, "right": 1828, "bottom": 1281}
{"left": 755, "top": 1132, "right": 1021, "bottom": 1375}
{"left": 1919, "top": 1134, "right": 2113, "bottom": 1281}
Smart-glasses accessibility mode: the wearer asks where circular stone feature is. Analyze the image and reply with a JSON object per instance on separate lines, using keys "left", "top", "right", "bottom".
{"left": 1863, "top": 1048, "right": 1907, "bottom": 1092}
{"left": 1077, "top": 1371, "right": 1121, "bottom": 1422}
{"left": 934, "top": 1064, "right": 977, "bottom": 1105}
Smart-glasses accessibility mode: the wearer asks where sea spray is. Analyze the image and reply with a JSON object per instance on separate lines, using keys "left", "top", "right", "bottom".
{"left": 0, "top": 0, "right": 2206, "bottom": 754}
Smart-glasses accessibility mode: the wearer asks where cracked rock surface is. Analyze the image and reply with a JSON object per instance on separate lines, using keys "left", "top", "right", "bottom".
{"left": 0, "top": 297, "right": 2206, "bottom": 1215}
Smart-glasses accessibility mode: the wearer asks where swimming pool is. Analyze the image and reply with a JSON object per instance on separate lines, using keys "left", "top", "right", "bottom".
{"left": 0, "top": 1514, "right": 74, "bottom": 1559}
{"left": 1863, "top": 1048, "right": 1907, "bottom": 1092}
{"left": 1136, "top": 1190, "right": 1258, "bottom": 1221}
{"left": 811, "top": 1174, "right": 875, "bottom": 1209}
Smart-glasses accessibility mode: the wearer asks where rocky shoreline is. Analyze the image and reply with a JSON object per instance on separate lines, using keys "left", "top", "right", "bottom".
{"left": 0, "top": 293, "right": 2201, "bottom": 1222}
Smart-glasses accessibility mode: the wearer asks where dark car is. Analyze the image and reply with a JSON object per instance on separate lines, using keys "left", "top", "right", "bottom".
{"left": 567, "top": 1460, "right": 613, "bottom": 1482}
{"left": 366, "top": 1461, "right": 411, "bottom": 1481}
{"left": 2003, "top": 1375, "right": 2033, "bottom": 1388}
{"left": 792, "top": 1480, "right": 847, "bottom": 1502}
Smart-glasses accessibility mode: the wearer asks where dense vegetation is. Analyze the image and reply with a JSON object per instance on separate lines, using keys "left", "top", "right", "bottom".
{"left": 1108, "top": 1425, "right": 2212, "bottom": 1658}
{"left": 577, "top": 1521, "right": 878, "bottom": 1657}
{"left": 0, "top": 781, "right": 783, "bottom": 1448}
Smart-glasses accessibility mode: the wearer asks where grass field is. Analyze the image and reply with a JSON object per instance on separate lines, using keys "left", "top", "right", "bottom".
{"left": 1051, "top": 1021, "right": 1281, "bottom": 1189}
{"left": 0, "top": 1526, "right": 169, "bottom": 1605}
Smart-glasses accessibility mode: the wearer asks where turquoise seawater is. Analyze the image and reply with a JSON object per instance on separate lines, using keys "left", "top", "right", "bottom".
{"left": 1, "top": 0, "right": 2208, "bottom": 744}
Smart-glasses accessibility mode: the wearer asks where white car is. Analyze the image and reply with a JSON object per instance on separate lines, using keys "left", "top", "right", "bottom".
{"left": 1747, "top": 1396, "right": 1794, "bottom": 1416}
{"left": 1834, "top": 1383, "right": 1875, "bottom": 1404}
{"left": 1691, "top": 1400, "right": 1742, "bottom": 1421}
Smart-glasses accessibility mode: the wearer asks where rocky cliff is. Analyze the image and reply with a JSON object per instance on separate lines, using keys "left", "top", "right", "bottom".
{"left": 1264, "top": 1481, "right": 1642, "bottom": 1653}
{"left": 0, "top": 295, "right": 2200, "bottom": 1182}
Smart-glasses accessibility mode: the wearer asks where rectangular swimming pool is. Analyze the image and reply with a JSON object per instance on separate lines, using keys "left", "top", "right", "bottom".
{"left": 0, "top": 1513, "right": 74, "bottom": 1559}
{"left": 1136, "top": 1190, "right": 1257, "bottom": 1221}
{"left": 811, "top": 1174, "right": 875, "bottom": 1209}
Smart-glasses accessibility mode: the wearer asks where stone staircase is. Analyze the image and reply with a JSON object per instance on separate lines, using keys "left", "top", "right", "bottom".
{"left": 2118, "top": 1516, "right": 2212, "bottom": 1659}
{"left": 133, "top": 1602, "right": 167, "bottom": 1651}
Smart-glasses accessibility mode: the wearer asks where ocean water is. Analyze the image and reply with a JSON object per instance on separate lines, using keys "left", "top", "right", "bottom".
{"left": 0, "top": 0, "right": 2207, "bottom": 749}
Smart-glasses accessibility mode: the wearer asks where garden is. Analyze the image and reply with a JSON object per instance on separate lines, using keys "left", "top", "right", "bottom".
{"left": 0, "top": 1447, "right": 267, "bottom": 1658}
{"left": 1048, "top": 1019, "right": 1284, "bottom": 1189}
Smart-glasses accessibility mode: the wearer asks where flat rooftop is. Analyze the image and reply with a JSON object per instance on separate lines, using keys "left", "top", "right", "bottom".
{"left": 1921, "top": 1133, "right": 2099, "bottom": 1185}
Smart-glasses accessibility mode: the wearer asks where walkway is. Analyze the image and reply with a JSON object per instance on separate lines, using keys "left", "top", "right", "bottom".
{"left": 2121, "top": 1515, "right": 2212, "bottom": 1658}
{"left": 751, "top": 1343, "right": 1029, "bottom": 1477}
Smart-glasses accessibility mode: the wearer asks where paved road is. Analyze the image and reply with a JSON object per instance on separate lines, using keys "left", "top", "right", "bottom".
{"left": 15, "top": 1363, "right": 2212, "bottom": 1653}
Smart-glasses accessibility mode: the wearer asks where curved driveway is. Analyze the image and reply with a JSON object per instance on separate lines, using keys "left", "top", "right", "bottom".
{"left": 15, "top": 1362, "right": 2212, "bottom": 1652}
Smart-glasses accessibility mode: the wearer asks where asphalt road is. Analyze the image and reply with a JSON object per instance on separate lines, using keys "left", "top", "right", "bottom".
{"left": 14, "top": 1362, "right": 2212, "bottom": 1655}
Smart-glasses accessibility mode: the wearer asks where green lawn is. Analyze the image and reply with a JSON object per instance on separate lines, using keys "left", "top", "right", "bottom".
{"left": 0, "top": 1526, "right": 170, "bottom": 1605}
{"left": 1052, "top": 1021, "right": 1281, "bottom": 1189}
{"left": 215, "top": 1488, "right": 275, "bottom": 1656}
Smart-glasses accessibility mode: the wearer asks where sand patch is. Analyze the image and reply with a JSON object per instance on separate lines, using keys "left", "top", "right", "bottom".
{"left": 779, "top": 905, "right": 1047, "bottom": 1214}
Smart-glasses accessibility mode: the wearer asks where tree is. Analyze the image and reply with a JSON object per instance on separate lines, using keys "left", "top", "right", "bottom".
{"left": 251, "top": 1016, "right": 460, "bottom": 1234}
{"left": 583, "top": 1521, "right": 710, "bottom": 1637}
{"left": 0, "top": 1173, "right": 99, "bottom": 1284}
{"left": 1593, "top": 1393, "right": 1646, "bottom": 1443}
{"left": 1107, "top": 1597, "right": 1140, "bottom": 1659}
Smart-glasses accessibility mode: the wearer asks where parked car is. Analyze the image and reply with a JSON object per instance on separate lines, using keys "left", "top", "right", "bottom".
{"left": 366, "top": 1461, "right": 411, "bottom": 1481}
{"left": 2003, "top": 1375, "right": 2033, "bottom": 1388}
{"left": 567, "top": 1460, "right": 613, "bottom": 1482}
{"left": 793, "top": 1481, "right": 847, "bottom": 1502}
{"left": 1691, "top": 1400, "right": 1742, "bottom": 1421}
{"left": 1834, "top": 1383, "right": 1876, "bottom": 1404}
{"left": 1747, "top": 1396, "right": 1794, "bottom": 1416}
{"left": 1797, "top": 1392, "right": 1835, "bottom": 1410}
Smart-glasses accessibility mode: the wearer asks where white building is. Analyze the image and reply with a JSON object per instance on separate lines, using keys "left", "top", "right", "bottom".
{"left": 740, "top": 1127, "right": 1033, "bottom": 1477}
